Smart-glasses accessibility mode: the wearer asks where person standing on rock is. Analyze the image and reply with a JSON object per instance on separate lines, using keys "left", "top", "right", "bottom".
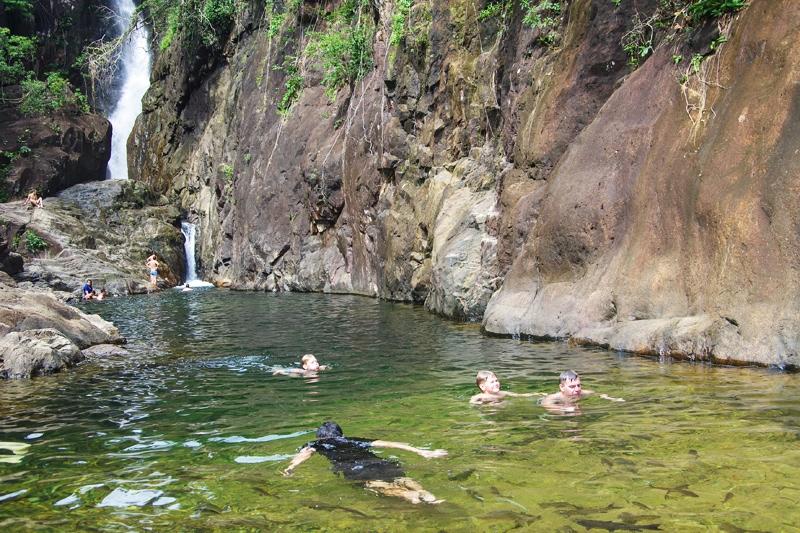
{"left": 145, "top": 254, "right": 159, "bottom": 289}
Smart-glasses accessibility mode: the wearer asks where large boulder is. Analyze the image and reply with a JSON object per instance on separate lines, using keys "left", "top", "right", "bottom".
{"left": 0, "top": 283, "right": 122, "bottom": 348}
{"left": 0, "top": 328, "right": 84, "bottom": 379}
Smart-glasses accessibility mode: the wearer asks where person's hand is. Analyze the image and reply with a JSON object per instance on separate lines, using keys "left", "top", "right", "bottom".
{"left": 281, "top": 468, "right": 294, "bottom": 477}
{"left": 600, "top": 394, "right": 625, "bottom": 402}
{"left": 420, "top": 449, "right": 447, "bottom": 459}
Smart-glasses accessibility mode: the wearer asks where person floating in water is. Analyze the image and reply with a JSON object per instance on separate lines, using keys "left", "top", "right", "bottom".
{"left": 541, "top": 370, "right": 624, "bottom": 413}
{"left": 273, "top": 354, "right": 328, "bottom": 376}
{"left": 145, "top": 254, "right": 159, "bottom": 288}
{"left": 281, "top": 421, "right": 447, "bottom": 504}
{"left": 181, "top": 283, "right": 193, "bottom": 292}
{"left": 470, "top": 370, "right": 543, "bottom": 405}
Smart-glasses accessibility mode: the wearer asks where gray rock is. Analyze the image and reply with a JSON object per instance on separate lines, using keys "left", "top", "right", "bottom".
{"left": 97, "top": 488, "right": 163, "bottom": 508}
{"left": 0, "top": 329, "right": 84, "bottom": 378}
{"left": 81, "top": 344, "right": 130, "bottom": 357}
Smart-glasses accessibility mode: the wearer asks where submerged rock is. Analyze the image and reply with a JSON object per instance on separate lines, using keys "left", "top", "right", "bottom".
{"left": 97, "top": 488, "right": 163, "bottom": 508}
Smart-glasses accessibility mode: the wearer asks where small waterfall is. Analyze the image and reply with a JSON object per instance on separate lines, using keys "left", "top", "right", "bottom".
{"left": 106, "top": 0, "right": 151, "bottom": 180}
{"left": 180, "top": 222, "right": 214, "bottom": 288}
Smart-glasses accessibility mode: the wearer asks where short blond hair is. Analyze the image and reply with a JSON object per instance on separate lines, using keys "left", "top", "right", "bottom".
{"left": 475, "top": 370, "right": 496, "bottom": 389}
{"left": 301, "top": 354, "right": 317, "bottom": 365}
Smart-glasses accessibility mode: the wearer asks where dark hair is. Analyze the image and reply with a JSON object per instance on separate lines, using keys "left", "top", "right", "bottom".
{"left": 560, "top": 370, "right": 579, "bottom": 383}
{"left": 316, "top": 421, "right": 343, "bottom": 439}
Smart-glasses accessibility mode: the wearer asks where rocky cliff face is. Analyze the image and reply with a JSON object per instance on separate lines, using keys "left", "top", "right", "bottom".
{"left": 131, "top": 0, "right": 797, "bottom": 366}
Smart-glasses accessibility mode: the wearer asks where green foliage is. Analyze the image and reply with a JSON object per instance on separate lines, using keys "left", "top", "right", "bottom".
{"left": 610, "top": 0, "right": 622, "bottom": 6}
{"left": 275, "top": 56, "right": 303, "bottom": 116}
{"left": 2, "top": 0, "right": 33, "bottom": 17}
{"left": 690, "top": 52, "right": 703, "bottom": 73}
{"left": 0, "top": 28, "right": 36, "bottom": 86}
{"left": 390, "top": 0, "right": 413, "bottom": 47}
{"left": 19, "top": 72, "right": 88, "bottom": 116}
{"left": 688, "top": 0, "right": 746, "bottom": 20}
{"left": 139, "top": 0, "right": 243, "bottom": 51}
{"left": 23, "top": 230, "right": 48, "bottom": 253}
{"left": 220, "top": 163, "right": 234, "bottom": 182}
{"left": 159, "top": 7, "right": 181, "bottom": 51}
{"left": 306, "top": 1, "right": 374, "bottom": 99}
{"left": 521, "top": 0, "right": 563, "bottom": 46}
{"left": 478, "top": 1, "right": 507, "bottom": 21}
{"left": 11, "top": 233, "right": 19, "bottom": 248}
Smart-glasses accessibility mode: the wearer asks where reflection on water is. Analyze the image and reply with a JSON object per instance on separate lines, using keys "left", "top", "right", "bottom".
{"left": 0, "top": 291, "right": 799, "bottom": 530}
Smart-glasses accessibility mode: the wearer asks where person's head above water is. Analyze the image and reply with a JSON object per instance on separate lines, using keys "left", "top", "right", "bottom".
{"left": 301, "top": 354, "right": 320, "bottom": 371}
{"left": 316, "top": 421, "right": 343, "bottom": 439}
{"left": 559, "top": 370, "right": 582, "bottom": 398}
{"left": 475, "top": 370, "right": 500, "bottom": 394}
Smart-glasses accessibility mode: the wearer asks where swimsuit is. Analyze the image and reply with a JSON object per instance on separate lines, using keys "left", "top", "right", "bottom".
{"left": 150, "top": 270, "right": 158, "bottom": 277}
{"left": 305, "top": 437, "right": 405, "bottom": 482}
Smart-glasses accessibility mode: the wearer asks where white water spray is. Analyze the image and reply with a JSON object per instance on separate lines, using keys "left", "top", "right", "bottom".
{"left": 106, "top": 0, "right": 151, "bottom": 180}
{"left": 180, "top": 222, "right": 214, "bottom": 288}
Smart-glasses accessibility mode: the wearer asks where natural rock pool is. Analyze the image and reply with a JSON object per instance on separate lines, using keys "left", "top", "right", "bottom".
{"left": 1, "top": 291, "right": 798, "bottom": 530}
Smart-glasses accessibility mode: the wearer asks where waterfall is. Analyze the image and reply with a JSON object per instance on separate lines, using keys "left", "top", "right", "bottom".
{"left": 106, "top": 0, "right": 151, "bottom": 180}
{"left": 180, "top": 222, "right": 214, "bottom": 288}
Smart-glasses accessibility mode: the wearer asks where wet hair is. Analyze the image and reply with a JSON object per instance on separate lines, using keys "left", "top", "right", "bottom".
{"left": 559, "top": 370, "right": 579, "bottom": 383}
{"left": 475, "top": 370, "right": 496, "bottom": 389}
{"left": 316, "top": 421, "right": 343, "bottom": 439}
{"left": 301, "top": 354, "right": 317, "bottom": 366}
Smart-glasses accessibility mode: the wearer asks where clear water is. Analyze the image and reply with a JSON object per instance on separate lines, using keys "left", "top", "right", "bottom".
{"left": 1, "top": 291, "right": 798, "bottom": 531}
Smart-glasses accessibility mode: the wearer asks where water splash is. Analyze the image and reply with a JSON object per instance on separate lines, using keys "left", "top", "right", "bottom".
{"left": 106, "top": 0, "right": 151, "bottom": 180}
{"left": 180, "top": 222, "right": 214, "bottom": 288}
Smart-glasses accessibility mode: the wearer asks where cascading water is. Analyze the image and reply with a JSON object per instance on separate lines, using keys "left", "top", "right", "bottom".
{"left": 106, "top": 0, "right": 151, "bottom": 180}
{"left": 180, "top": 222, "right": 214, "bottom": 288}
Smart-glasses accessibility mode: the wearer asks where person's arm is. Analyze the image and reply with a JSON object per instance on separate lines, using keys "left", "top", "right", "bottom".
{"left": 371, "top": 440, "right": 447, "bottom": 458}
{"left": 598, "top": 393, "right": 625, "bottom": 402}
{"left": 282, "top": 446, "right": 315, "bottom": 476}
{"left": 504, "top": 391, "right": 546, "bottom": 398}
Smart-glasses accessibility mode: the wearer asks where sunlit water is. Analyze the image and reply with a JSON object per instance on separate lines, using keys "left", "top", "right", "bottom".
{"left": 1, "top": 291, "right": 798, "bottom": 531}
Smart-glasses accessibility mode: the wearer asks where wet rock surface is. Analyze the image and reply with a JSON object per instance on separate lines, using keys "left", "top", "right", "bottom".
{"left": 0, "top": 180, "right": 185, "bottom": 297}
{"left": 129, "top": 1, "right": 796, "bottom": 365}
{"left": 0, "top": 281, "right": 125, "bottom": 378}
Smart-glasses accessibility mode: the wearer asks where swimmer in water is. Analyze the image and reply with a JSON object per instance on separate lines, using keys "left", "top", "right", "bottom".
{"left": 541, "top": 370, "right": 624, "bottom": 414}
{"left": 469, "top": 370, "right": 544, "bottom": 405}
{"left": 282, "top": 421, "right": 447, "bottom": 504}
{"left": 273, "top": 354, "right": 328, "bottom": 376}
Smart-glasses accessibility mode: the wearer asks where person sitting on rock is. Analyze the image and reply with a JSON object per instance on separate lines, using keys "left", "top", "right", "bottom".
{"left": 282, "top": 421, "right": 447, "bottom": 505}
{"left": 273, "top": 354, "right": 328, "bottom": 376}
{"left": 541, "top": 370, "right": 624, "bottom": 414}
{"left": 82, "top": 279, "right": 95, "bottom": 300}
{"left": 470, "top": 370, "right": 543, "bottom": 405}
{"left": 24, "top": 190, "right": 44, "bottom": 209}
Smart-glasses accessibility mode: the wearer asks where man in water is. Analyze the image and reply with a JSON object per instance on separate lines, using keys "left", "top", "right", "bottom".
{"left": 541, "top": 370, "right": 624, "bottom": 413}
{"left": 181, "top": 283, "right": 193, "bottom": 292}
{"left": 470, "top": 370, "right": 543, "bottom": 404}
{"left": 281, "top": 421, "right": 447, "bottom": 504}
{"left": 82, "top": 279, "right": 95, "bottom": 300}
{"left": 145, "top": 254, "right": 159, "bottom": 288}
{"left": 273, "top": 354, "right": 327, "bottom": 376}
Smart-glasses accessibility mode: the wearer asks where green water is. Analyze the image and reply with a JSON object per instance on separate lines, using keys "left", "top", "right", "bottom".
{"left": 1, "top": 290, "right": 799, "bottom": 531}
